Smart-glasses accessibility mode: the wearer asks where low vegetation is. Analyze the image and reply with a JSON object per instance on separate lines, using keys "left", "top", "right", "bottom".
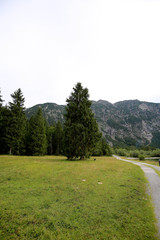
{"left": 114, "top": 148, "right": 160, "bottom": 159}
{"left": 0, "top": 156, "right": 157, "bottom": 239}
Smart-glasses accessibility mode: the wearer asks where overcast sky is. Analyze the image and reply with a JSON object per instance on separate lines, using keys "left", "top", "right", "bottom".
{"left": 0, "top": 0, "right": 160, "bottom": 108}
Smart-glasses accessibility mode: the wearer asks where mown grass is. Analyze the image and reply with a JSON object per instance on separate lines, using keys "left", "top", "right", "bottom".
{"left": 0, "top": 156, "right": 157, "bottom": 239}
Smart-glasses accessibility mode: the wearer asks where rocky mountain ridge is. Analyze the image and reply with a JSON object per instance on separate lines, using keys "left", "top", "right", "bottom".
{"left": 25, "top": 100, "right": 160, "bottom": 148}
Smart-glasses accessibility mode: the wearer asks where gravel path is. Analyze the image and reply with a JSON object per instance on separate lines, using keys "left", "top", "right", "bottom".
{"left": 114, "top": 156, "right": 160, "bottom": 238}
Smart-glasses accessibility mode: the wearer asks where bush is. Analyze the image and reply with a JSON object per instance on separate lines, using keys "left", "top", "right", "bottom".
{"left": 115, "top": 148, "right": 127, "bottom": 156}
{"left": 151, "top": 149, "right": 160, "bottom": 157}
{"left": 139, "top": 155, "right": 145, "bottom": 160}
{"left": 114, "top": 147, "right": 160, "bottom": 159}
{"left": 105, "top": 146, "right": 113, "bottom": 156}
{"left": 129, "top": 150, "right": 139, "bottom": 158}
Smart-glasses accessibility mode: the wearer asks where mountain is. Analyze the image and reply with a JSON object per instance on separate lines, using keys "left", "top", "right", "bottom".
{"left": 25, "top": 100, "right": 160, "bottom": 148}
{"left": 26, "top": 102, "right": 65, "bottom": 124}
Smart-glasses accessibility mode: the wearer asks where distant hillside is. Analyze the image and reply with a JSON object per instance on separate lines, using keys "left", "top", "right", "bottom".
{"left": 25, "top": 100, "right": 160, "bottom": 148}
{"left": 26, "top": 102, "right": 65, "bottom": 125}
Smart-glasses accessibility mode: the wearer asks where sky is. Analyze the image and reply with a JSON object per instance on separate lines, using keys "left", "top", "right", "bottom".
{"left": 0, "top": 0, "right": 160, "bottom": 108}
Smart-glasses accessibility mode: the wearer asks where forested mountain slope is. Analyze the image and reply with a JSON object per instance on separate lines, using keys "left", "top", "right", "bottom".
{"left": 26, "top": 100, "right": 160, "bottom": 148}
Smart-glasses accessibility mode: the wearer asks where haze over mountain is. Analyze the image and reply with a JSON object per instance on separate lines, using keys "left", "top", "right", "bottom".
{"left": 26, "top": 99, "right": 160, "bottom": 148}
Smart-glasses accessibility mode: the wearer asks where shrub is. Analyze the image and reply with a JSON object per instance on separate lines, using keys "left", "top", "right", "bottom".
{"left": 129, "top": 150, "right": 139, "bottom": 158}
{"left": 115, "top": 148, "right": 127, "bottom": 156}
{"left": 151, "top": 149, "right": 160, "bottom": 157}
{"left": 139, "top": 155, "right": 145, "bottom": 160}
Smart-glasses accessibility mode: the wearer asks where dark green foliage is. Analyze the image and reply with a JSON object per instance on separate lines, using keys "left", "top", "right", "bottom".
{"left": 102, "top": 138, "right": 112, "bottom": 156}
{"left": 54, "top": 121, "right": 64, "bottom": 155}
{"left": 129, "top": 150, "right": 139, "bottom": 158}
{"left": 114, "top": 137, "right": 128, "bottom": 148}
{"left": 114, "top": 147, "right": 160, "bottom": 159}
{"left": 8, "top": 89, "right": 26, "bottom": 155}
{"left": 113, "top": 136, "right": 137, "bottom": 148}
{"left": 0, "top": 90, "right": 4, "bottom": 153}
{"left": 26, "top": 108, "right": 47, "bottom": 155}
{"left": 64, "top": 83, "right": 101, "bottom": 160}
{"left": 0, "top": 90, "right": 12, "bottom": 154}
{"left": 125, "top": 116, "right": 142, "bottom": 124}
{"left": 114, "top": 148, "right": 127, "bottom": 156}
{"left": 0, "top": 107, "right": 12, "bottom": 154}
{"left": 139, "top": 155, "right": 145, "bottom": 160}
{"left": 107, "top": 119, "right": 127, "bottom": 131}
{"left": 46, "top": 125, "right": 55, "bottom": 155}
{"left": 93, "top": 137, "right": 112, "bottom": 156}
{"left": 150, "top": 149, "right": 160, "bottom": 157}
{"left": 123, "top": 137, "right": 137, "bottom": 146}
{"left": 46, "top": 121, "right": 64, "bottom": 155}
{"left": 151, "top": 132, "right": 160, "bottom": 148}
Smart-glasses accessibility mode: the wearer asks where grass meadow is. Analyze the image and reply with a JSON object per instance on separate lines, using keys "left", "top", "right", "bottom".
{"left": 123, "top": 157, "right": 160, "bottom": 166}
{"left": 134, "top": 159, "right": 160, "bottom": 166}
{"left": 0, "top": 156, "right": 158, "bottom": 239}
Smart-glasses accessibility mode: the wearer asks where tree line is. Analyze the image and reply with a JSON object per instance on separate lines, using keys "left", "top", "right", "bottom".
{"left": 0, "top": 83, "right": 112, "bottom": 159}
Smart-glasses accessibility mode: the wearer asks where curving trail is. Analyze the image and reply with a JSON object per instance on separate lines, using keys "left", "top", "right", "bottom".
{"left": 114, "top": 155, "right": 160, "bottom": 238}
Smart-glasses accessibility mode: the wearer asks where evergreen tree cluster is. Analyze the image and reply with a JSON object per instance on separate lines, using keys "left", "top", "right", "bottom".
{"left": 0, "top": 84, "right": 112, "bottom": 158}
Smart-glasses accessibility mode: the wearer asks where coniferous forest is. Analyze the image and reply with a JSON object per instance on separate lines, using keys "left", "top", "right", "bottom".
{"left": 0, "top": 84, "right": 112, "bottom": 158}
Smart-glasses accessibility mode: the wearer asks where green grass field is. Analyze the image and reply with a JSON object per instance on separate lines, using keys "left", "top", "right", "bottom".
{"left": 139, "top": 159, "right": 160, "bottom": 166}
{"left": 0, "top": 156, "right": 158, "bottom": 239}
{"left": 123, "top": 157, "right": 160, "bottom": 166}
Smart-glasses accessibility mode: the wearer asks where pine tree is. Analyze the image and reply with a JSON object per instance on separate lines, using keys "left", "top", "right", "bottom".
{"left": 46, "top": 122, "right": 64, "bottom": 155}
{"left": 101, "top": 137, "right": 112, "bottom": 156}
{"left": 46, "top": 125, "right": 55, "bottom": 155}
{"left": 0, "top": 90, "right": 9, "bottom": 154}
{"left": 54, "top": 121, "right": 64, "bottom": 155}
{"left": 64, "top": 82, "right": 101, "bottom": 160}
{"left": 26, "top": 108, "right": 47, "bottom": 156}
{"left": 8, "top": 88, "right": 26, "bottom": 155}
{"left": 0, "top": 106, "right": 12, "bottom": 154}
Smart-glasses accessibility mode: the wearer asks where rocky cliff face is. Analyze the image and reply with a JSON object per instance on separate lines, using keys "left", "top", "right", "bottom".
{"left": 92, "top": 100, "right": 160, "bottom": 147}
{"left": 25, "top": 100, "right": 160, "bottom": 148}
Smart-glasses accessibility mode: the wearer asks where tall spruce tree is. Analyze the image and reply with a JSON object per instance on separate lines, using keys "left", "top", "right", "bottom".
{"left": 46, "top": 122, "right": 64, "bottom": 155}
{"left": 54, "top": 121, "right": 64, "bottom": 155}
{"left": 0, "top": 90, "right": 7, "bottom": 154}
{"left": 26, "top": 108, "right": 47, "bottom": 155}
{"left": 64, "top": 82, "right": 101, "bottom": 160}
{"left": 46, "top": 125, "right": 55, "bottom": 155}
{"left": 8, "top": 88, "right": 26, "bottom": 155}
{"left": 0, "top": 106, "right": 12, "bottom": 154}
